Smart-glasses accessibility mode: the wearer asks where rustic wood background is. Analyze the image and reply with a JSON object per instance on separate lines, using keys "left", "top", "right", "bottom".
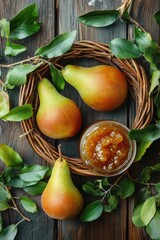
{"left": 0, "top": 0, "right": 160, "bottom": 239}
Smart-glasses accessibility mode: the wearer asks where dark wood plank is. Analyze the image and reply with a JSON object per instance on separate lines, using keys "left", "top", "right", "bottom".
{"left": 0, "top": 1, "right": 57, "bottom": 239}
{"left": 57, "top": 1, "right": 128, "bottom": 240}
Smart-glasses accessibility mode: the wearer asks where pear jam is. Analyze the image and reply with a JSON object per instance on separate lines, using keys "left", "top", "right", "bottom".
{"left": 80, "top": 121, "right": 136, "bottom": 176}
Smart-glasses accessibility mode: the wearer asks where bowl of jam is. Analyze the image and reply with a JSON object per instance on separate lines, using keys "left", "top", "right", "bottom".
{"left": 80, "top": 120, "right": 136, "bottom": 177}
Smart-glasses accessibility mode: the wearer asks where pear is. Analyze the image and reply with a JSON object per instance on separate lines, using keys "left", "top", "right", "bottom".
{"left": 62, "top": 65, "right": 128, "bottom": 111}
{"left": 41, "top": 145, "right": 83, "bottom": 220}
{"left": 36, "top": 78, "right": 82, "bottom": 139}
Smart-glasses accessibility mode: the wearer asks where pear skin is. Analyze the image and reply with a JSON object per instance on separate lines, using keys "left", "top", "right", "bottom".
{"left": 41, "top": 156, "right": 83, "bottom": 220}
{"left": 36, "top": 78, "right": 82, "bottom": 139}
{"left": 62, "top": 65, "right": 128, "bottom": 111}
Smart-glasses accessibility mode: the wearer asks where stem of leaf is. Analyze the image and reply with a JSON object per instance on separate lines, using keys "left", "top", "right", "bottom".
{"left": 0, "top": 56, "right": 39, "bottom": 68}
{"left": 101, "top": 171, "right": 127, "bottom": 202}
{"left": 4, "top": 185, "right": 30, "bottom": 222}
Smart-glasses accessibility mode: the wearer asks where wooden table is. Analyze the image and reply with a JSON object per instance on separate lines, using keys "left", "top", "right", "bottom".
{"left": 0, "top": 0, "right": 160, "bottom": 239}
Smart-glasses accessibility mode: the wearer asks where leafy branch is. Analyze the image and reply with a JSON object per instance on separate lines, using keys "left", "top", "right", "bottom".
{"left": 0, "top": 4, "right": 77, "bottom": 122}
{"left": 0, "top": 144, "right": 51, "bottom": 240}
{"left": 80, "top": 163, "right": 160, "bottom": 239}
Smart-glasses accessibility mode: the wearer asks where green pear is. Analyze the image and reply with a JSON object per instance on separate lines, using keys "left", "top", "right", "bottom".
{"left": 41, "top": 145, "right": 83, "bottom": 220}
{"left": 36, "top": 78, "right": 82, "bottom": 139}
{"left": 62, "top": 65, "right": 128, "bottom": 111}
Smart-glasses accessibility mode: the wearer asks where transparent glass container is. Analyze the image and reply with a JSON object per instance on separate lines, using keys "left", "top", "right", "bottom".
{"left": 80, "top": 120, "right": 136, "bottom": 177}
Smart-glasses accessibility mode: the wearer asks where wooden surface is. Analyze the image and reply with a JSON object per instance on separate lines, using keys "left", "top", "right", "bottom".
{"left": 0, "top": 0, "right": 160, "bottom": 239}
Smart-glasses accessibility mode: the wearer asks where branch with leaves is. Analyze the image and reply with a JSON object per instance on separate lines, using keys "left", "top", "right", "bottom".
{"left": 0, "top": 144, "right": 51, "bottom": 239}
{"left": 0, "top": 4, "right": 77, "bottom": 123}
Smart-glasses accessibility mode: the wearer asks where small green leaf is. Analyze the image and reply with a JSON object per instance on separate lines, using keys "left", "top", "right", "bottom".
{"left": 35, "top": 31, "right": 77, "bottom": 58}
{"left": 129, "top": 124, "right": 160, "bottom": 142}
{"left": 6, "top": 62, "right": 42, "bottom": 87}
{"left": 154, "top": 10, "right": 160, "bottom": 25}
{"left": 10, "top": 4, "right": 41, "bottom": 39}
{"left": 134, "top": 27, "right": 152, "bottom": 52}
{"left": 24, "top": 181, "right": 47, "bottom": 196}
{"left": 134, "top": 141, "right": 153, "bottom": 162}
{"left": 5, "top": 40, "right": 26, "bottom": 56}
{"left": 80, "top": 200, "right": 103, "bottom": 222}
{"left": 8, "top": 177, "right": 37, "bottom": 188}
{"left": 146, "top": 209, "right": 160, "bottom": 239}
{"left": 135, "top": 188, "right": 151, "bottom": 205}
{"left": 78, "top": 10, "right": 119, "bottom": 27}
{"left": 82, "top": 183, "right": 104, "bottom": 197}
{"left": 0, "top": 144, "right": 23, "bottom": 167}
{"left": 0, "top": 185, "right": 11, "bottom": 211}
{"left": 141, "top": 197, "right": 156, "bottom": 226}
{"left": 118, "top": 178, "right": 135, "bottom": 198}
{"left": 2, "top": 167, "right": 17, "bottom": 184}
{"left": 139, "top": 166, "right": 151, "bottom": 183}
{"left": 155, "top": 183, "right": 160, "bottom": 193}
{"left": 104, "top": 195, "right": 118, "bottom": 212}
{"left": 1, "top": 104, "right": 33, "bottom": 121}
{"left": 0, "top": 19, "right": 10, "bottom": 38}
{"left": 20, "top": 196, "right": 38, "bottom": 213}
{"left": 0, "top": 90, "right": 10, "bottom": 117}
{"left": 50, "top": 65, "right": 65, "bottom": 92}
{"left": 144, "top": 45, "right": 160, "bottom": 68}
{"left": 149, "top": 70, "right": 160, "bottom": 94}
{"left": 0, "top": 224, "right": 18, "bottom": 240}
{"left": 132, "top": 203, "right": 145, "bottom": 227}
{"left": 19, "top": 165, "right": 49, "bottom": 182}
{"left": 109, "top": 38, "right": 142, "bottom": 59}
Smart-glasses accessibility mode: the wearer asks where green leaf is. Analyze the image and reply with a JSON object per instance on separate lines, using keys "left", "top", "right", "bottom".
{"left": 0, "top": 19, "right": 10, "bottom": 38}
{"left": 132, "top": 203, "right": 145, "bottom": 227}
{"left": 8, "top": 177, "right": 37, "bottom": 188}
{"left": 1, "top": 104, "right": 33, "bottom": 121}
{"left": 24, "top": 181, "right": 47, "bottom": 196}
{"left": 78, "top": 10, "right": 119, "bottom": 27}
{"left": 5, "top": 40, "right": 26, "bottom": 56}
{"left": 154, "top": 10, "right": 160, "bottom": 25}
{"left": 144, "top": 45, "right": 160, "bottom": 69}
{"left": 0, "top": 224, "right": 18, "bottom": 240}
{"left": 82, "top": 183, "right": 104, "bottom": 197}
{"left": 0, "top": 90, "right": 10, "bottom": 117}
{"left": 20, "top": 196, "right": 38, "bottom": 213}
{"left": 2, "top": 167, "right": 17, "bottom": 184}
{"left": 109, "top": 38, "right": 142, "bottom": 59}
{"left": 19, "top": 164, "right": 49, "bottom": 182}
{"left": 149, "top": 70, "right": 160, "bottom": 94}
{"left": 155, "top": 183, "right": 160, "bottom": 193}
{"left": 129, "top": 124, "right": 160, "bottom": 142}
{"left": 104, "top": 195, "right": 118, "bottom": 213}
{"left": 10, "top": 4, "right": 41, "bottom": 39}
{"left": 118, "top": 178, "right": 135, "bottom": 198}
{"left": 0, "top": 144, "right": 23, "bottom": 167}
{"left": 139, "top": 166, "right": 151, "bottom": 183}
{"left": 6, "top": 62, "right": 42, "bottom": 87}
{"left": 146, "top": 209, "right": 160, "bottom": 239}
{"left": 135, "top": 188, "right": 151, "bottom": 204}
{"left": 35, "top": 30, "right": 77, "bottom": 58}
{"left": 0, "top": 185, "right": 11, "bottom": 211}
{"left": 50, "top": 65, "right": 65, "bottom": 92}
{"left": 134, "top": 141, "right": 153, "bottom": 162}
{"left": 80, "top": 200, "right": 103, "bottom": 222}
{"left": 141, "top": 197, "right": 156, "bottom": 226}
{"left": 134, "top": 27, "right": 152, "bottom": 52}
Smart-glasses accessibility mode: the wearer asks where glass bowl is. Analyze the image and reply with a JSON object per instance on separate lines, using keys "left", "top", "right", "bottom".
{"left": 79, "top": 120, "right": 136, "bottom": 177}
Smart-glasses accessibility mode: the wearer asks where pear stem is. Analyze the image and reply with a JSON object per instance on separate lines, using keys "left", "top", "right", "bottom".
{"left": 58, "top": 144, "right": 62, "bottom": 162}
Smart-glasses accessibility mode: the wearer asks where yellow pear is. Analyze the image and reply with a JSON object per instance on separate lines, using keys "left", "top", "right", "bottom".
{"left": 36, "top": 78, "right": 82, "bottom": 139}
{"left": 41, "top": 145, "right": 83, "bottom": 220}
{"left": 62, "top": 65, "right": 128, "bottom": 111}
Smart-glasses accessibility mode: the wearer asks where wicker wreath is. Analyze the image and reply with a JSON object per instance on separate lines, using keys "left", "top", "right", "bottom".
{"left": 19, "top": 40, "right": 153, "bottom": 176}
